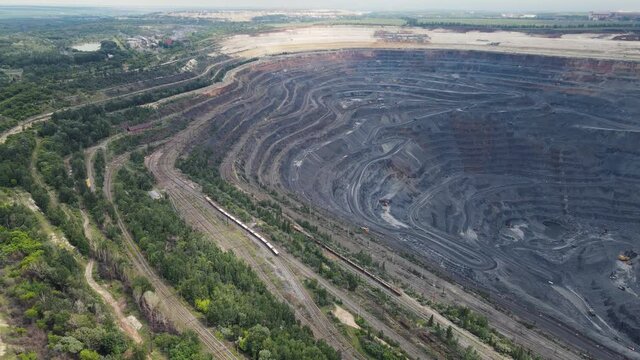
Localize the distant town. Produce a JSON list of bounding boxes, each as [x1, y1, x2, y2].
[[589, 11, 640, 21]]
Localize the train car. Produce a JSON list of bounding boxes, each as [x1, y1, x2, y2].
[[204, 195, 280, 256], [300, 224, 403, 296]]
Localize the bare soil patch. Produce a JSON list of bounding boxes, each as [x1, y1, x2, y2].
[[221, 25, 640, 61], [332, 305, 360, 329]]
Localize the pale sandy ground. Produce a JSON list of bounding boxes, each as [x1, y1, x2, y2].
[[331, 305, 395, 350], [220, 25, 640, 61], [168, 10, 365, 22], [332, 305, 360, 329], [0, 316, 6, 357]]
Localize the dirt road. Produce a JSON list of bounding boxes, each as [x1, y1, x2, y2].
[[84, 135, 121, 193], [84, 260, 143, 344], [81, 210, 143, 344], [0, 112, 52, 144]]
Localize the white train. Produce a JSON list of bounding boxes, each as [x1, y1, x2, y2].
[[204, 196, 279, 256]]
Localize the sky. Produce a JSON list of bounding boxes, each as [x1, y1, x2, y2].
[[4, 0, 640, 12]]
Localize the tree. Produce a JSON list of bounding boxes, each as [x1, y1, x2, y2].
[[258, 349, 273, 360], [427, 314, 434, 327], [17, 352, 38, 360], [346, 272, 359, 291], [79, 349, 100, 360], [24, 307, 39, 321], [463, 346, 480, 360], [239, 324, 270, 357], [53, 336, 84, 354], [195, 298, 211, 313], [132, 345, 147, 360]]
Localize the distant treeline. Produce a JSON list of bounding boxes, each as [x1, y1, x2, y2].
[[404, 17, 640, 30]]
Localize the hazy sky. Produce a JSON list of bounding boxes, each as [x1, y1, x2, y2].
[[6, 0, 640, 12]]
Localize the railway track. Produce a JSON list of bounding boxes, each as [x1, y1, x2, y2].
[[171, 191, 362, 357], [150, 176, 337, 354], [294, 226, 403, 296], [104, 152, 238, 360], [204, 195, 279, 256]]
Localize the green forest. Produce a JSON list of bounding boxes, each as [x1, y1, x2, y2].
[[0, 203, 132, 359]]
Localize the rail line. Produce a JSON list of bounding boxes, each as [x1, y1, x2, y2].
[[293, 225, 403, 296], [105, 153, 238, 360], [147, 147, 367, 359], [204, 196, 279, 256], [204, 192, 403, 295]]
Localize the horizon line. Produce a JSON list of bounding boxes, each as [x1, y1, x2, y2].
[[1, 4, 633, 14]]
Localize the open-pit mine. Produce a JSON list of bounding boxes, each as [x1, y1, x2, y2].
[[9, 7, 640, 360], [186, 49, 640, 356]]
